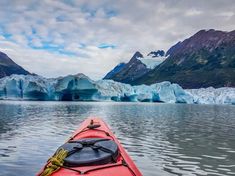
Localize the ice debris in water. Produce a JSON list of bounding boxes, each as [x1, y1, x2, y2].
[[0, 74, 234, 105]]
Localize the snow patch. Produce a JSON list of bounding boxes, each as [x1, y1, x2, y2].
[[137, 55, 167, 69]]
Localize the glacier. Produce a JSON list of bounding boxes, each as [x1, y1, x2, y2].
[[0, 75, 55, 100], [186, 87, 235, 105], [0, 74, 234, 105]]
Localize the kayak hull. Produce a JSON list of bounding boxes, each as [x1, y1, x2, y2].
[[38, 118, 142, 176]]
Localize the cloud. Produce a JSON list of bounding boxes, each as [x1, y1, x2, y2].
[[0, 0, 234, 79], [185, 9, 203, 16]]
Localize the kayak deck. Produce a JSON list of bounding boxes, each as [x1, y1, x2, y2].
[[38, 118, 142, 176]]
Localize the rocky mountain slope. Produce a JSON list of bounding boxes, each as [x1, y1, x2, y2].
[[103, 63, 126, 80], [0, 51, 30, 78], [134, 29, 235, 88], [103, 51, 148, 83]]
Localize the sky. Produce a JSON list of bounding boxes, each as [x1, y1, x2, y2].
[[0, 0, 234, 79]]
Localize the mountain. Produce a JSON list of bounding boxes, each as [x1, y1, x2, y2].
[[0, 51, 30, 78], [104, 62, 126, 79], [148, 50, 165, 57], [134, 29, 235, 88], [103, 51, 149, 83], [103, 50, 166, 83]]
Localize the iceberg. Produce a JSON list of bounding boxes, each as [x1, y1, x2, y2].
[[54, 74, 98, 101], [0, 74, 234, 104]]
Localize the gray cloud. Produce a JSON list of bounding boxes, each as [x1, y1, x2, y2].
[[0, 0, 234, 79]]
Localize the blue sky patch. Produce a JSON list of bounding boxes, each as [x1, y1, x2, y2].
[[2, 33, 12, 39], [29, 42, 76, 56], [98, 43, 116, 49], [105, 9, 118, 18]]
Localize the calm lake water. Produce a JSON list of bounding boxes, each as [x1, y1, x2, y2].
[[0, 101, 235, 176]]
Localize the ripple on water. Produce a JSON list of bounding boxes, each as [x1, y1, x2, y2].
[[0, 102, 235, 176]]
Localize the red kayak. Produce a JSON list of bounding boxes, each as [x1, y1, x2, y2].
[[37, 118, 142, 176]]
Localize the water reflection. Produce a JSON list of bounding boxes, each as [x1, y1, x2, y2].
[[0, 101, 235, 176]]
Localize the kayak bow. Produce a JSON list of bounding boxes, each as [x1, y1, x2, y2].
[[37, 118, 142, 176]]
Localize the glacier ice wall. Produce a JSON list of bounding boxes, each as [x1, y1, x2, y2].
[[0, 74, 234, 104], [186, 87, 235, 105], [53, 74, 98, 101], [0, 75, 54, 100]]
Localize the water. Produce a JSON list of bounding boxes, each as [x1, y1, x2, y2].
[[0, 101, 235, 176]]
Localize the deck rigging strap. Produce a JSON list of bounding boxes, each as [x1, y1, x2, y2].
[[39, 151, 137, 176], [58, 159, 137, 176]]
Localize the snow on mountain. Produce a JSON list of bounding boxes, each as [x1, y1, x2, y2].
[[136, 50, 167, 69], [137, 54, 167, 69]]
